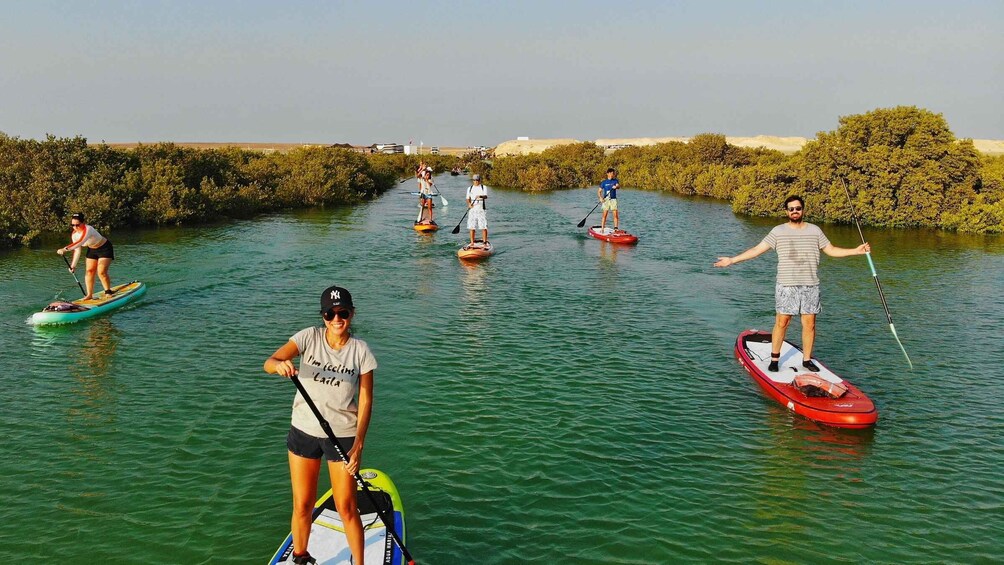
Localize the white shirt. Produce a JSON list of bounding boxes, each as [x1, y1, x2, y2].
[[65, 224, 107, 251], [466, 184, 487, 209]]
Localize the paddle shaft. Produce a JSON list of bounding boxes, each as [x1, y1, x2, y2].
[[839, 179, 913, 368], [431, 183, 448, 206], [577, 201, 600, 228], [61, 254, 86, 297], [451, 208, 471, 234], [289, 375, 415, 565]]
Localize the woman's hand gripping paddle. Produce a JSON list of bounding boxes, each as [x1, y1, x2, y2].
[[61, 254, 86, 297], [839, 178, 913, 369], [289, 375, 416, 565]]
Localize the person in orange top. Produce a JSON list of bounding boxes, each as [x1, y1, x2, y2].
[[56, 213, 115, 300]]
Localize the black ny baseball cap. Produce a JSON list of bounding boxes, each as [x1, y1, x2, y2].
[[320, 286, 353, 314]]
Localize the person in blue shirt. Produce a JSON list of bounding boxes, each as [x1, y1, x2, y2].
[[597, 168, 621, 231]]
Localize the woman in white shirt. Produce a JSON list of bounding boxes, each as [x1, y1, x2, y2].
[[56, 213, 114, 300], [417, 169, 435, 224]]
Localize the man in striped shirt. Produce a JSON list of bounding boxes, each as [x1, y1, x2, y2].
[[714, 195, 870, 372]]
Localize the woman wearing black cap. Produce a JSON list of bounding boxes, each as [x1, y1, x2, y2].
[[56, 212, 114, 300], [264, 286, 376, 565]]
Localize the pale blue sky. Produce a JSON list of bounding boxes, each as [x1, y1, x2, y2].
[[0, 0, 1000, 146]]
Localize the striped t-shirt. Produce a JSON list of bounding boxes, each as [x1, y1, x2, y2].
[[761, 223, 831, 286]]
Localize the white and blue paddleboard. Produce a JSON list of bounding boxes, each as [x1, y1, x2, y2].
[[269, 468, 406, 565], [31, 281, 146, 325]]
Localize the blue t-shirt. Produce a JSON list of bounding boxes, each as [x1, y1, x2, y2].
[[600, 178, 619, 199]]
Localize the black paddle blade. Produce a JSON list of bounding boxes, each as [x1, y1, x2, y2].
[[451, 225, 462, 234], [577, 202, 599, 228]]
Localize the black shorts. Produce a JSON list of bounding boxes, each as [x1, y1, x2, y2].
[[286, 426, 354, 461], [85, 240, 114, 260]]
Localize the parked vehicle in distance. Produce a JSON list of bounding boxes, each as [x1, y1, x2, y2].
[[372, 143, 403, 154]]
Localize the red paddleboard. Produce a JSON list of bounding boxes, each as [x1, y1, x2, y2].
[[588, 226, 638, 245], [734, 329, 878, 429]]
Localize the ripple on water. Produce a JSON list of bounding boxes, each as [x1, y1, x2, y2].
[[1, 182, 1002, 563]]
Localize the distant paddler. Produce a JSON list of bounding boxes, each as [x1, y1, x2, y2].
[[415, 160, 432, 186], [466, 174, 489, 245], [417, 168, 436, 224], [597, 168, 621, 231], [56, 213, 115, 300], [714, 195, 870, 372]]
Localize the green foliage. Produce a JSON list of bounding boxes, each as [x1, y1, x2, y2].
[[609, 136, 787, 202], [1, 107, 1000, 247], [367, 153, 458, 182], [688, 133, 730, 165], [137, 159, 199, 224], [0, 136, 403, 248], [978, 155, 1004, 201], [487, 154, 540, 188], [486, 143, 604, 190], [730, 162, 800, 217], [940, 195, 1004, 234], [274, 147, 375, 207], [794, 107, 983, 228], [466, 159, 491, 180], [518, 163, 561, 191]]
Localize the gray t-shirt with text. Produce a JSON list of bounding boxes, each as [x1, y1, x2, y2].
[[761, 223, 831, 286], [289, 327, 378, 438]]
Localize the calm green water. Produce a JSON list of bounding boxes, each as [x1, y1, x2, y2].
[[1, 175, 1002, 564]]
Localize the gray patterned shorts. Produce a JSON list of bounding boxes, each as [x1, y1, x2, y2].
[[775, 284, 821, 315]]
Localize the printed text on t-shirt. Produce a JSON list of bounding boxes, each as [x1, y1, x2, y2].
[[304, 353, 356, 386]]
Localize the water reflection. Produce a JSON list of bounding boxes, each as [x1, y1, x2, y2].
[[598, 240, 621, 264], [413, 256, 438, 297], [596, 241, 622, 293], [30, 318, 123, 432], [77, 318, 122, 379], [68, 318, 122, 424], [459, 261, 489, 311], [760, 403, 875, 466], [750, 408, 876, 531]]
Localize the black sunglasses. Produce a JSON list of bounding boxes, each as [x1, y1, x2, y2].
[[322, 308, 352, 321], [786, 206, 803, 212], [70, 222, 82, 227]]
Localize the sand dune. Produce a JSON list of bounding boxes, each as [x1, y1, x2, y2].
[[494, 138, 583, 157], [973, 139, 1004, 155]]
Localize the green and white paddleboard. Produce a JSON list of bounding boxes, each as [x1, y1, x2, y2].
[[269, 468, 406, 565], [31, 281, 147, 325]]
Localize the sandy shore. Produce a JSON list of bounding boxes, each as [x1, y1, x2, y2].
[[495, 136, 1004, 156]]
